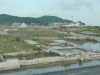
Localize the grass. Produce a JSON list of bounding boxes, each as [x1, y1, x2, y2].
[[0, 27, 70, 54], [0, 58, 3, 62], [22, 44, 41, 51], [66, 38, 97, 42], [74, 26, 100, 36], [32, 38, 54, 46], [3, 51, 60, 60]]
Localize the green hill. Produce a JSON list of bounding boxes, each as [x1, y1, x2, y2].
[[0, 14, 72, 26]]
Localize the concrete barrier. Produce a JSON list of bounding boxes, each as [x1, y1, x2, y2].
[[1, 53, 100, 71], [20, 57, 64, 66], [50, 46, 76, 50], [19, 56, 81, 66], [0, 58, 20, 71]]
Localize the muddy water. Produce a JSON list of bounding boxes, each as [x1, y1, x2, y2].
[[1, 60, 100, 75]]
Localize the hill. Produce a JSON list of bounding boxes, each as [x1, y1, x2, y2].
[[0, 14, 74, 26]]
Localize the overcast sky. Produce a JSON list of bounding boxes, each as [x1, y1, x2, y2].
[[0, 0, 100, 25]]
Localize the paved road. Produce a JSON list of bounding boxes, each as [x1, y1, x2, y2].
[[34, 65, 100, 75]]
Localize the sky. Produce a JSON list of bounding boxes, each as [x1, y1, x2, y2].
[[0, 0, 100, 25]]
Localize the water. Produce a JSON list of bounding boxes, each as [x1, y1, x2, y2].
[[54, 40, 66, 43], [1, 31, 100, 75], [53, 30, 100, 42], [66, 41, 100, 51], [57, 49, 86, 55], [54, 39, 100, 51], [71, 32, 100, 42], [1, 60, 100, 75]]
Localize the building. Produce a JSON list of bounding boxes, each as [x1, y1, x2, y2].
[[20, 23, 27, 28], [12, 22, 21, 27], [69, 22, 85, 27]]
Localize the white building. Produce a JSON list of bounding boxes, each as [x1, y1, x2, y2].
[[20, 23, 27, 28], [69, 22, 85, 27], [0, 29, 9, 35]]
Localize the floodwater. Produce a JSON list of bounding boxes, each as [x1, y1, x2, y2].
[[57, 49, 86, 55], [71, 32, 100, 42], [2, 31, 99, 75], [1, 60, 100, 75], [54, 39, 100, 51], [66, 41, 100, 51]]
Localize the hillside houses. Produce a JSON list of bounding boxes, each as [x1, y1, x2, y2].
[[12, 22, 28, 28], [11, 22, 35, 28], [53, 21, 85, 27], [53, 22, 67, 27], [12, 22, 21, 27]]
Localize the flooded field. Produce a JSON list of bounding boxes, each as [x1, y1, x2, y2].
[[54, 39, 100, 51], [66, 41, 100, 51], [0, 30, 100, 75], [57, 49, 86, 55], [71, 32, 100, 42]]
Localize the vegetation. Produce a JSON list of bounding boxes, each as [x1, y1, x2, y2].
[[74, 26, 100, 36], [0, 27, 69, 54], [0, 58, 3, 62], [66, 38, 97, 42], [0, 14, 72, 26], [32, 38, 54, 46], [3, 51, 60, 60], [0, 35, 41, 53]]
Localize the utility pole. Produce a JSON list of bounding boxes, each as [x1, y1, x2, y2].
[[71, 16, 73, 23]]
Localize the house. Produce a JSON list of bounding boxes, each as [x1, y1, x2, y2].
[[53, 22, 62, 27], [20, 23, 27, 28], [12, 22, 21, 27], [53, 22, 67, 27], [30, 23, 35, 27], [69, 22, 85, 27]]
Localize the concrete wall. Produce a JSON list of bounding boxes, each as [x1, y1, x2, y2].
[[20, 57, 64, 66], [0, 58, 20, 71], [0, 53, 99, 71], [19, 56, 80, 66]]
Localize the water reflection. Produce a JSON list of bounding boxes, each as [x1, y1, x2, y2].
[[1, 60, 100, 75], [66, 41, 100, 51], [71, 32, 100, 42], [57, 49, 86, 55]]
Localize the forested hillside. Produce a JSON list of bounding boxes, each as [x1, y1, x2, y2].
[[0, 14, 72, 26]]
